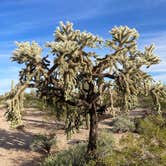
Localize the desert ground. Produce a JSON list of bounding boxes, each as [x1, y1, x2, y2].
[[0, 107, 122, 166]]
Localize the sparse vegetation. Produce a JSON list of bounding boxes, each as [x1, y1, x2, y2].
[[30, 133, 57, 154], [111, 115, 135, 133], [42, 130, 114, 166], [108, 115, 166, 166], [42, 115, 166, 166]]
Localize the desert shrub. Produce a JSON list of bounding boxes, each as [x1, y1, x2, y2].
[[161, 100, 166, 112], [42, 115, 166, 166], [24, 93, 46, 110], [97, 129, 115, 157], [138, 94, 166, 111], [105, 115, 166, 166], [42, 130, 114, 166], [0, 95, 4, 105], [135, 115, 166, 134], [30, 133, 56, 154], [111, 115, 135, 133], [42, 143, 87, 166]]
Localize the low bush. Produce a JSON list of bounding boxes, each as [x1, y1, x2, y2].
[[97, 129, 115, 157], [42, 143, 87, 166], [30, 133, 56, 154], [107, 115, 166, 166], [42, 130, 114, 166], [42, 115, 166, 166], [111, 115, 135, 133]]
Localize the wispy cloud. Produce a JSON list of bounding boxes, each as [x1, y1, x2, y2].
[[0, 21, 46, 36], [139, 30, 166, 59], [138, 30, 166, 83]]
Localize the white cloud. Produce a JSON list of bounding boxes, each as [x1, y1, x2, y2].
[[138, 30, 166, 83], [0, 21, 44, 36], [139, 31, 166, 59]]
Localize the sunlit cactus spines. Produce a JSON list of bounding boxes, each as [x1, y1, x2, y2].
[[5, 81, 25, 127], [150, 82, 166, 113], [5, 21, 166, 153], [12, 41, 42, 63]]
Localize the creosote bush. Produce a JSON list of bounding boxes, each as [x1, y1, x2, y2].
[[24, 93, 45, 109]]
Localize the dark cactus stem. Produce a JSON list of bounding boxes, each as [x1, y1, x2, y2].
[[87, 103, 98, 155]]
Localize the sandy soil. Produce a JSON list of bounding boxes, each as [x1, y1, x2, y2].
[[0, 107, 109, 166], [0, 106, 148, 166]]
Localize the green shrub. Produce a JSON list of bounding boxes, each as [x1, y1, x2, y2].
[[42, 116, 166, 166], [97, 129, 115, 157], [135, 115, 166, 134], [107, 115, 166, 166], [42, 130, 115, 166], [137, 95, 154, 109], [111, 115, 135, 133], [24, 93, 46, 110], [30, 133, 56, 154], [42, 143, 87, 166]]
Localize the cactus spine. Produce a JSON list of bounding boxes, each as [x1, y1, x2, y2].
[[5, 81, 25, 127]]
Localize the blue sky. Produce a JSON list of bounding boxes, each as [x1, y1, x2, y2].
[[0, 0, 166, 94]]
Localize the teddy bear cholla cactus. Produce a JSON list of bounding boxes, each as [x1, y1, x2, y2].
[[5, 80, 25, 127], [5, 21, 165, 154], [5, 42, 48, 127], [150, 82, 166, 113]]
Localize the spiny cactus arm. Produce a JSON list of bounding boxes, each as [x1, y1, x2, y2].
[[149, 82, 166, 113], [93, 27, 138, 79], [93, 26, 161, 113], [5, 82, 28, 127], [5, 59, 43, 128], [11, 39, 78, 108], [39, 82, 89, 108], [54, 21, 102, 48], [45, 21, 102, 100], [105, 26, 160, 73], [11, 41, 49, 85], [12, 41, 42, 63]]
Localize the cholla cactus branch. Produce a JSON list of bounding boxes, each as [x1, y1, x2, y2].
[[5, 22, 165, 154]]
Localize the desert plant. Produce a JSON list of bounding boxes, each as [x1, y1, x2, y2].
[[97, 129, 115, 156], [5, 80, 24, 127], [102, 115, 166, 166], [24, 93, 47, 110], [42, 143, 87, 166], [111, 115, 135, 133], [30, 133, 56, 154], [42, 130, 114, 166], [6, 21, 166, 154]]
